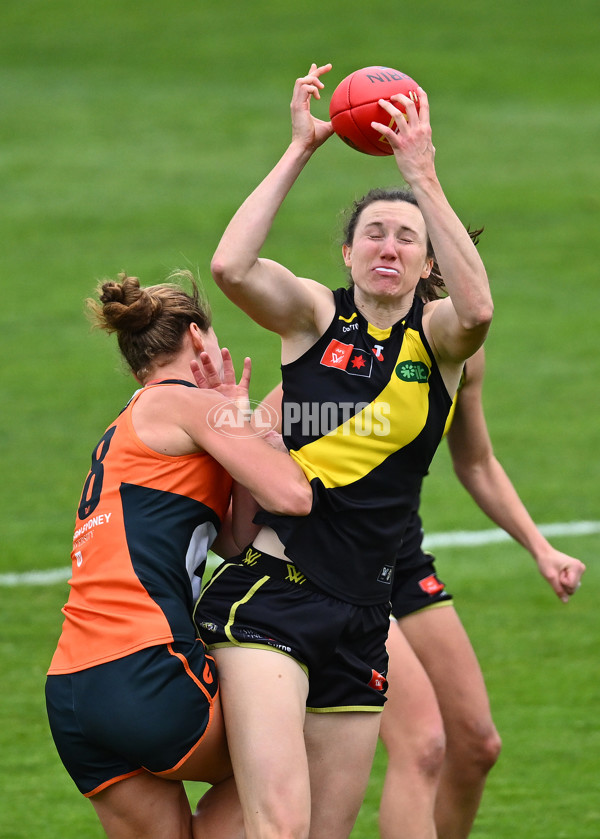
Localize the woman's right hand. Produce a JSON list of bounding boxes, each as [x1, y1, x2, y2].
[[290, 62, 335, 152]]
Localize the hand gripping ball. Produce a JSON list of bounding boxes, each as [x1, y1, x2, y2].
[[329, 66, 420, 156]]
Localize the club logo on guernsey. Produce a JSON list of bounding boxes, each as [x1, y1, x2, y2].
[[321, 339, 373, 377], [242, 547, 261, 566], [241, 547, 308, 587], [395, 360, 430, 382], [285, 564, 307, 585]]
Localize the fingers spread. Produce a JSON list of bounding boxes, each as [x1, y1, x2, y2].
[[190, 359, 208, 389], [195, 352, 222, 388]]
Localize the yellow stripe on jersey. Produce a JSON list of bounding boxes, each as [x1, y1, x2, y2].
[[442, 393, 457, 438], [290, 328, 432, 489], [367, 323, 393, 341]]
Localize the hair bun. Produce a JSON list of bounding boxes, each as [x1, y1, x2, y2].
[[100, 274, 160, 332]]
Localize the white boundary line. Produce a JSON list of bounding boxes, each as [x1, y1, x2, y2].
[[423, 520, 600, 548], [2, 520, 598, 587]]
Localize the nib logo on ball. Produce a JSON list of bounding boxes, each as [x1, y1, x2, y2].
[[329, 66, 420, 156]]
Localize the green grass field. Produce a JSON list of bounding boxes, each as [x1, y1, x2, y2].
[[1, 0, 599, 836]]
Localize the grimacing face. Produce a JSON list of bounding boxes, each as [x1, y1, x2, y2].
[[342, 200, 432, 300]]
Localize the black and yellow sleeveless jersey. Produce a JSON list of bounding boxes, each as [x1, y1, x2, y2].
[[257, 287, 453, 605]]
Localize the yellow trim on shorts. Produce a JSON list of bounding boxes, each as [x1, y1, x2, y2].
[[306, 705, 383, 714], [401, 598, 454, 619], [205, 640, 309, 677], [199, 566, 310, 676], [198, 558, 232, 592], [224, 575, 270, 644]]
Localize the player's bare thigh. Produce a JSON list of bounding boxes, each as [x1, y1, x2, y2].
[[212, 646, 311, 834], [305, 710, 382, 839], [381, 617, 444, 750], [399, 604, 493, 725]]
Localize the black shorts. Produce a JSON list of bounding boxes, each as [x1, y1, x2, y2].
[[390, 554, 453, 620], [45, 640, 219, 797], [195, 547, 390, 712]]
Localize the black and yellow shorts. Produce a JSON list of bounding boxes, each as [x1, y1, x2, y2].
[[45, 640, 219, 797], [196, 546, 390, 712], [390, 553, 453, 620]]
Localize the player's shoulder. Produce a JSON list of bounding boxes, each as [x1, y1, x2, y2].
[[297, 275, 336, 302], [276, 277, 335, 344], [137, 380, 223, 415]]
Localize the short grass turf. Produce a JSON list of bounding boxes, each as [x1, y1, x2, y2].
[[1, 0, 598, 836]]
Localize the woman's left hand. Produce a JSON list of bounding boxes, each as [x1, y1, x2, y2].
[[191, 349, 252, 417]]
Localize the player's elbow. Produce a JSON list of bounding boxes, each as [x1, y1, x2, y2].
[[211, 254, 245, 292], [477, 299, 494, 328], [267, 482, 313, 517], [468, 289, 494, 325], [475, 277, 494, 324], [284, 482, 313, 517], [210, 254, 228, 285], [460, 299, 494, 336]]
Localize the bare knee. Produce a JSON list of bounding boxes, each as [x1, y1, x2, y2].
[[382, 719, 446, 781], [476, 725, 502, 773], [242, 797, 311, 839], [193, 779, 245, 839], [414, 728, 446, 780], [448, 719, 502, 776]]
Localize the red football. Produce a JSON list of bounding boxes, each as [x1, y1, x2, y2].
[[329, 66, 420, 156]]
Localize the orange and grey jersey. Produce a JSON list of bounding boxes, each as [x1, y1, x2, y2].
[[257, 287, 452, 605], [48, 380, 232, 675]]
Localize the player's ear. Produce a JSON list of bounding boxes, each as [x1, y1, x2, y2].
[[342, 243, 352, 267], [189, 322, 205, 352], [421, 257, 433, 278]]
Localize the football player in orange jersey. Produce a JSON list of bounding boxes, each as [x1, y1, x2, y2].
[[46, 271, 312, 839]]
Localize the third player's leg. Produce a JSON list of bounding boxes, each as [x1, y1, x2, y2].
[[400, 605, 502, 839], [378, 617, 445, 839]]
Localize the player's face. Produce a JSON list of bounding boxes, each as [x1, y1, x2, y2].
[[342, 201, 432, 300]]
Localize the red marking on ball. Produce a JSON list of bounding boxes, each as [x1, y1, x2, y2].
[[329, 66, 420, 156]]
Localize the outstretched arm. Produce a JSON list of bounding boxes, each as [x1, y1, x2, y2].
[[210, 63, 335, 350], [374, 90, 493, 367], [446, 348, 586, 602]]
